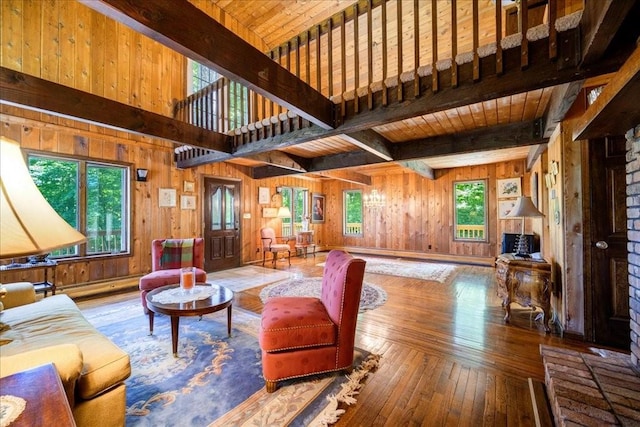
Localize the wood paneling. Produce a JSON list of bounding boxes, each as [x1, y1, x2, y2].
[[323, 160, 531, 260]]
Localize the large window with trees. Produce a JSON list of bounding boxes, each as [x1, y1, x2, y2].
[[453, 180, 487, 241], [280, 187, 309, 236], [28, 154, 130, 258], [343, 190, 363, 236]]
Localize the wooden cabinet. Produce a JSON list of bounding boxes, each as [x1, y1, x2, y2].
[[495, 254, 552, 332], [295, 231, 315, 258]]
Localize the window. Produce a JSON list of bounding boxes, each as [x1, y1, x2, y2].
[[280, 187, 309, 236], [28, 154, 130, 257], [454, 180, 487, 241], [187, 59, 249, 131], [343, 190, 363, 236]]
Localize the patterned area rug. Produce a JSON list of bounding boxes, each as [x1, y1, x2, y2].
[[83, 300, 379, 426], [259, 278, 387, 312], [319, 256, 457, 283]]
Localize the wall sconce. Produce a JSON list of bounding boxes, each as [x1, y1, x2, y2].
[[136, 168, 148, 182]]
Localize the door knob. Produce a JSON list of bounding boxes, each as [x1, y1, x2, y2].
[[595, 241, 608, 249]]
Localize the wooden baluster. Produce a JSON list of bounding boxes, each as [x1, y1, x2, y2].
[[353, 3, 359, 114], [316, 24, 321, 93], [295, 35, 301, 78], [367, 0, 373, 110], [276, 46, 282, 115], [495, 0, 503, 75], [397, 0, 403, 102], [305, 30, 311, 85], [548, 0, 557, 60], [414, 0, 420, 97], [285, 41, 291, 73], [472, 0, 480, 82], [520, 0, 529, 69], [204, 85, 210, 130], [431, 0, 438, 93], [328, 18, 333, 99], [341, 11, 346, 118], [451, 0, 458, 88], [381, 0, 388, 106]]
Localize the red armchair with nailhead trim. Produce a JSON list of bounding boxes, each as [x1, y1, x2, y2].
[[258, 250, 366, 392], [138, 238, 207, 314]]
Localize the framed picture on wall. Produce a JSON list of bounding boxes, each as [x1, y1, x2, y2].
[[498, 199, 518, 219], [159, 188, 176, 207], [497, 178, 522, 199], [258, 187, 270, 204], [181, 195, 196, 210], [311, 193, 325, 223]]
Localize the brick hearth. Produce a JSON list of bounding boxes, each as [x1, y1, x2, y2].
[[540, 345, 640, 426]]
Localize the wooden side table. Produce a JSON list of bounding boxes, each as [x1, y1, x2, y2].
[[295, 230, 316, 259], [495, 254, 552, 332], [0, 363, 76, 426], [0, 260, 57, 296]]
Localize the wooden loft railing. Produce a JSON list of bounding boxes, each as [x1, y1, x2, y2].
[[174, 0, 581, 156]]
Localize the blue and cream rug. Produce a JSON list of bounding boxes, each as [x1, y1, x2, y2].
[[83, 300, 379, 426], [259, 278, 387, 312]]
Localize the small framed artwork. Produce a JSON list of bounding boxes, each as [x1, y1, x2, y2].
[[181, 195, 196, 210], [183, 181, 195, 193], [311, 193, 325, 223], [159, 188, 177, 207], [498, 199, 518, 219], [262, 207, 277, 218], [258, 187, 270, 205], [497, 178, 521, 199]]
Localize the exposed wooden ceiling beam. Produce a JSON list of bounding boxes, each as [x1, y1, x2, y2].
[[0, 67, 231, 153], [543, 81, 584, 138], [580, 0, 636, 66], [318, 170, 372, 186], [245, 152, 309, 173], [573, 45, 640, 140], [341, 130, 393, 161], [253, 120, 546, 178], [397, 160, 435, 180], [80, 0, 335, 130], [526, 144, 548, 171]]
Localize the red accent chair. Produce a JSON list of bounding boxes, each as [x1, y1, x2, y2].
[[259, 250, 366, 392], [139, 238, 207, 316]]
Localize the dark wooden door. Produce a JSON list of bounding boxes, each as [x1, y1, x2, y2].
[[203, 178, 241, 272], [589, 136, 629, 349]]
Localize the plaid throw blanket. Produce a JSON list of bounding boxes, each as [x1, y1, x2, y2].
[[160, 239, 195, 269]]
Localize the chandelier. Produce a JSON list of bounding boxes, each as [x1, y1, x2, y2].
[[363, 189, 386, 209]]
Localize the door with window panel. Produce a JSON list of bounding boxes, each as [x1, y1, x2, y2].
[[204, 178, 241, 271]]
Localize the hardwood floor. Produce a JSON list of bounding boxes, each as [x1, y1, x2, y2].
[[77, 252, 595, 426]]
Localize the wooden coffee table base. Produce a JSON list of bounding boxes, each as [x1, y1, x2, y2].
[[145, 284, 234, 357]]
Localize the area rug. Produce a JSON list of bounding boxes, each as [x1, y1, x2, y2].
[[206, 265, 293, 293], [259, 278, 387, 312], [319, 256, 457, 283], [83, 300, 379, 426]]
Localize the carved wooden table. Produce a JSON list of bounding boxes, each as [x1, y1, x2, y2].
[[295, 230, 316, 259], [495, 254, 552, 332]]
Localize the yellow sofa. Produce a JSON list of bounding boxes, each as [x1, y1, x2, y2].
[[0, 282, 131, 427]]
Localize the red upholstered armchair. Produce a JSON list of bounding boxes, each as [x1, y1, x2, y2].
[[259, 250, 366, 392], [139, 238, 207, 314]]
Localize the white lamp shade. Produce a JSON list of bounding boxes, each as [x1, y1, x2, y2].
[[277, 206, 292, 218], [507, 196, 544, 218], [1, 137, 87, 258]]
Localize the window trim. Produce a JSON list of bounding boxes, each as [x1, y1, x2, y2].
[[27, 150, 132, 260], [453, 179, 488, 242]]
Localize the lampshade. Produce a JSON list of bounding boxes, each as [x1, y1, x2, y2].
[[0, 137, 87, 259], [276, 206, 291, 218], [507, 196, 544, 218]]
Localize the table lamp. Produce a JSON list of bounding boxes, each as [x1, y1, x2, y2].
[[507, 196, 544, 257]]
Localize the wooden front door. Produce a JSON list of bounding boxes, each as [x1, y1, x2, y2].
[[203, 177, 241, 272], [589, 136, 629, 349]]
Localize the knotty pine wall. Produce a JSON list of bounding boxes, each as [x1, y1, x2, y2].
[[322, 159, 534, 264]]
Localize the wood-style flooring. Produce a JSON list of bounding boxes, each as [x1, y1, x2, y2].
[[77, 252, 596, 426]]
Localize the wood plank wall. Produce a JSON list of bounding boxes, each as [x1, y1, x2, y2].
[[323, 160, 532, 262]]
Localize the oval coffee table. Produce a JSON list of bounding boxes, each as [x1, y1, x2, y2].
[[145, 283, 234, 357]]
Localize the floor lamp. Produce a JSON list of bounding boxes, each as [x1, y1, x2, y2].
[[507, 196, 544, 257]]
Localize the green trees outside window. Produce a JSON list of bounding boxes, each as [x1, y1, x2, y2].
[[454, 180, 487, 241], [280, 187, 309, 236], [343, 190, 363, 236], [28, 154, 130, 257]]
